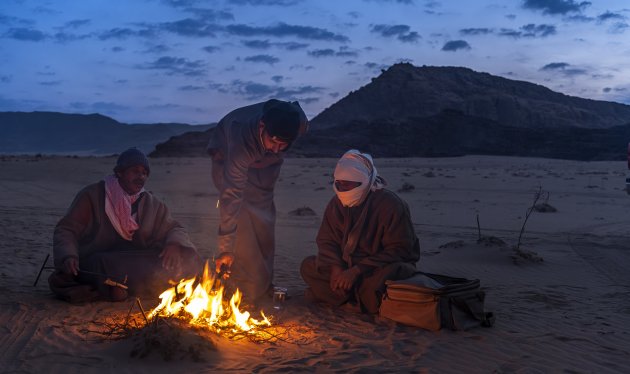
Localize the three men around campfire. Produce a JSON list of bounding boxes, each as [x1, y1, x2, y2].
[[207, 99, 308, 304], [301, 150, 421, 314], [49, 148, 202, 302]]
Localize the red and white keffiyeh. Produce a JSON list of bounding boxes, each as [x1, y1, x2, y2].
[[104, 174, 144, 241]]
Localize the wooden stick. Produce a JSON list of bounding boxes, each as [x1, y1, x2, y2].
[[124, 298, 136, 328], [33, 254, 53, 287], [136, 298, 149, 324], [476, 214, 481, 240], [104, 278, 128, 289]]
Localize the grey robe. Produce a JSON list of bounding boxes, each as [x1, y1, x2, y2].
[[207, 100, 307, 301]]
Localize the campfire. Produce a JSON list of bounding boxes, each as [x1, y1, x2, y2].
[[147, 261, 271, 335], [89, 261, 313, 361]]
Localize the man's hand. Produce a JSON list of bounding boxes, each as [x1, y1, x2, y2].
[[159, 244, 182, 273], [329, 266, 344, 291], [214, 252, 235, 279], [331, 266, 361, 292], [63, 257, 79, 276]]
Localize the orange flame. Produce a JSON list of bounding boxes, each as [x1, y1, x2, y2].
[[147, 261, 271, 333]]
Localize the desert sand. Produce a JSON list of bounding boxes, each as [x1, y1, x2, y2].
[[1, 154, 629, 373]]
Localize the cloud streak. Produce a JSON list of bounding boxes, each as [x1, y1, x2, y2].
[[370, 24, 420, 42], [226, 22, 349, 42], [139, 56, 207, 76], [442, 40, 471, 51], [521, 0, 591, 15]]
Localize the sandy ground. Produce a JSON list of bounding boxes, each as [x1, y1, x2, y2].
[[1, 154, 629, 373]]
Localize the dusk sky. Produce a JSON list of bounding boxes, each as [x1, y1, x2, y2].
[[1, 0, 629, 124]]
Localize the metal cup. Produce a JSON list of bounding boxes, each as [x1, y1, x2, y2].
[[273, 287, 287, 309]]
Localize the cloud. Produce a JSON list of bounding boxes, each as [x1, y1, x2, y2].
[[597, 11, 626, 22], [179, 85, 206, 91], [227, 79, 324, 101], [565, 14, 594, 22], [541, 62, 570, 70], [337, 46, 359, 57], [62, 19, 91, 29], [441, 40, 471, 51], [161, 0, 202, 8], [160, 18, 218, 37], [308, 47, 358, 58], [140, 56, 207, 76], [98, 27, 139, 40], [4, 27, 46, 41], [607, 22, 629, 34], [602, 86, 630, 104], [53, 31, 92, 43], [228, 0, 304, 5], [145, 44, 170, 54], [276, 41, 309, 50], [242, 39, 271, 49], [521, 23, 556, 37], [243, 54, 280, 64], [38, 80, 61, 86], [370, 24, 421, 42], [182, 8, 234, 22], [202, 45, 220, 53], [522, 0, 591, 15], [540, 62, 588, 76], [308, 48, 335, 57], [592, 11, 629, 33], [241, 39, 309, 50], [271, 75, 283, 83], [363, 0, 414, 4], [0, 75, 11, 83], [226, 22, 349, 42], [498, 23, 556, 38], [460, 28, 493, 36]]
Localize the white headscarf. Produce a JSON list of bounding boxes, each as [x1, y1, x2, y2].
[[333, 149, 386, 207]]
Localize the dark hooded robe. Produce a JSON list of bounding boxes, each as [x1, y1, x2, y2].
[[301, 188, 420, 314]]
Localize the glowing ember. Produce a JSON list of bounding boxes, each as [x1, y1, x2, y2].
[[147, 261, 271, 334]]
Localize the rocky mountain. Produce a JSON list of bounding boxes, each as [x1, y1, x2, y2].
[[310, 63, 630, 130], [0, 111, 213, 155], [150, 63, 630, 160], [151, 127, 215, 157], [292, 109, 630, 160]]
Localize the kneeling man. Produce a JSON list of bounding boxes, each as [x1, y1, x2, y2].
[[301, 149, 420, 314]]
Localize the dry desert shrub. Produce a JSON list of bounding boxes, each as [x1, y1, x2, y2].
[[398, 182, 415, 193], [288, 206, 317, 216], [533, 202, 557, 213]]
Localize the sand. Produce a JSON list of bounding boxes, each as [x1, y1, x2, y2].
[[1, 154, 629, 373]]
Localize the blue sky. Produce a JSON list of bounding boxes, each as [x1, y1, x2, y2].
[[1, 0, 629, 124]]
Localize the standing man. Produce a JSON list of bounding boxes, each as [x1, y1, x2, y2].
[[207, 99, 308, 303], [301, 149, 420, 314]]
